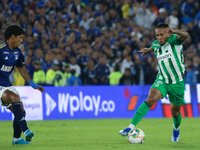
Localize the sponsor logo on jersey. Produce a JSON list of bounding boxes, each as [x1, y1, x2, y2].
[[3, 52, 9, 54], [157, 54, 172, 61], [14, 52, 18, 54], [1, 65, 13, 72], [153, 44, 160, 46]]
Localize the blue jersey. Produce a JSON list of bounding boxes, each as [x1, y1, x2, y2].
[[0, 41, 25, 87]]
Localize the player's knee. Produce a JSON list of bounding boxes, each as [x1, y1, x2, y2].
[[171, 111, 180, 118], [146, 97, 156, 106], [9, 94, 21, 103]]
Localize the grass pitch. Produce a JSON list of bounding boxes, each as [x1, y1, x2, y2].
[[0, 118, 199, 150]]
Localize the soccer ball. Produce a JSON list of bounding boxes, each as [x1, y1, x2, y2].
[[127, 128, 145, 144]]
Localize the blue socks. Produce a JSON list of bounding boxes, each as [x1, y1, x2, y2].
[[13, 117, 22, 138], [13, 111, 26, 138], [12, 102, 28, 133]]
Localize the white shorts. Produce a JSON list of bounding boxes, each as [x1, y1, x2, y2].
[[0, 86, 21, 109]]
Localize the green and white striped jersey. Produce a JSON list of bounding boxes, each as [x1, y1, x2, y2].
[[152, 34, 185, 84]]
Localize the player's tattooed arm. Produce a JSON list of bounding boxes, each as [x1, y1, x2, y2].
[[17, 66, 32, 83]]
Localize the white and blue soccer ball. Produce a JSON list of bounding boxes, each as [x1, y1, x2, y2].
[[127, 128, 145, 144]]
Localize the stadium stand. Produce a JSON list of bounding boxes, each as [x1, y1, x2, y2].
[[0, 0, 200, 86]]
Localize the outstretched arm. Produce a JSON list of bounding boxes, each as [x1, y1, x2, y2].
[[138, 46, 154, 57], [17, 66, 45, 93]]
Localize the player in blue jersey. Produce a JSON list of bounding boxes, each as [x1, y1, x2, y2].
[[0, 25, 45, 145]]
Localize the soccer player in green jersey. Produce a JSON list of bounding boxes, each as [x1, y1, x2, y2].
[[119, 23, 189, 142]]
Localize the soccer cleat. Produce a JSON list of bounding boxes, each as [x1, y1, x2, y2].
[[119, 127, 131, 136], [12, 138, 30, 145], [25, 129, 34, 142], [171, 124, 180, 142]]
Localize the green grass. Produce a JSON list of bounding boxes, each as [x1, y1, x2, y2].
[[0, 118, 200, 150]]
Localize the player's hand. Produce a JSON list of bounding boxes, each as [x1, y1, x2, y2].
[[29, 80, 45, 93], [138, 48, 149, 57], [35, 86, 45, 93], [165, 27, 174, 35]]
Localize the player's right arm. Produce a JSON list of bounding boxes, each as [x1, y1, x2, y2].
[[138, 47, 154, 57], [17, 66, 31, 83], [165, 27, 189, 43], [17, 66, 45, 93]]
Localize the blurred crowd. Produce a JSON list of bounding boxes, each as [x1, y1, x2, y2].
[[1, 0, 200, 86]]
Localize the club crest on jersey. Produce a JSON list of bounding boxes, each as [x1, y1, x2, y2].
[[15, 55, 18, 60], [1, 65, 13, 72]]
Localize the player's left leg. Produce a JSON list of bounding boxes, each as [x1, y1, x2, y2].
[[168, 81, 185, 142], [170, 103, 182, 142], [9, 105, 30, 144]]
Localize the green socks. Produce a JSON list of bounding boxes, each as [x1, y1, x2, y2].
[[131, 101, 151, 126], [130, 101, 182, 129], [173, 112, 182, 129]]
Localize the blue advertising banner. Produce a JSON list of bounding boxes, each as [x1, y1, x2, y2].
[[42, 86, 163, 120], [0, 106, 12, 120], [0, 85, 199, 121]]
